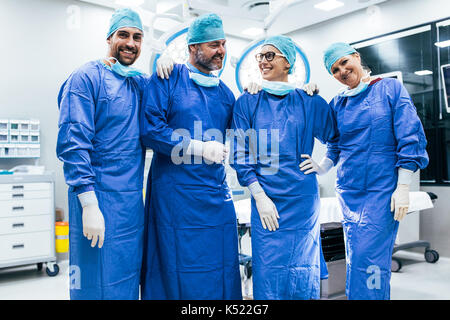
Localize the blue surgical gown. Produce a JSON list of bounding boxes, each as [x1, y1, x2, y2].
[[231, 89, 337, 299], [56, 60, 145, 300], [326, 78, 429, 300], [139, 64, 242, 300]]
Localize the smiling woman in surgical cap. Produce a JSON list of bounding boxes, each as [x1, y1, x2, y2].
[[231, 35, 338, 300], [302, 42, 429, 300], [262, 35, 297, 74]]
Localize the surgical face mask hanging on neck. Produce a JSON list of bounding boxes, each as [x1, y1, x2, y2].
[[340, 72, 371, 97], [261, 79, 296, 96], [186, 64, 220, 87], [103, 57, 143, 77], [189, 72, 220, 87]]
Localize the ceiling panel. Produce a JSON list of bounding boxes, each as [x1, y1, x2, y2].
[[77, 0, 389, 39]]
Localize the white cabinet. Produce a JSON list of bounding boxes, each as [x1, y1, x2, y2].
[[0, 231, 52, 262], [0, 174, 57, 274]]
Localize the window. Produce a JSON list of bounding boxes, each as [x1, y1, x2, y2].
[[352, 18, 450, 185]]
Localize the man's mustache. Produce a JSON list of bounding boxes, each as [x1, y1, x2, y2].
[[211, 54, 224, 60]]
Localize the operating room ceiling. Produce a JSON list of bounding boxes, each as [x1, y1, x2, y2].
[[77, 0, 389, 39]]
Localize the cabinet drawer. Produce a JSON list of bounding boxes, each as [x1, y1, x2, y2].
[[0, 232, 52, 262], [0, 190, 52, 200], [0, 215, 52, 235], [0, 199, 53, 218], [0, 183, 51, 192]]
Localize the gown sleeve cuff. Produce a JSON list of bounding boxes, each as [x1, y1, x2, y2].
[[77, 190, 98, 208], [319, 157, 334, 173], [325, 151, 339, 166], [186, 139, 203, 157], [248, 181, 264, 196], [73, 184, 95, 195], [398, 167, 414, 185]]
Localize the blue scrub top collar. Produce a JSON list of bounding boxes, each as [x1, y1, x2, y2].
[[99, 59, 112, 71]]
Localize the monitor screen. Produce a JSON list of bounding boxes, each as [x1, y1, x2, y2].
[[441, 64, 450, 113]]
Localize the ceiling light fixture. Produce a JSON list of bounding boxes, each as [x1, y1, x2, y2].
[[414, 70, 433, 76], [314, 0, 344, 11], [242, 27, 264, 36], [434, 40, 450, 48], [115, 0, 145, 7]]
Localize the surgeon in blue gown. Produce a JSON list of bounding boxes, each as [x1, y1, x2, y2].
[[304, 42, 429, 299], [139, 13, 242, 300], [56, 8, 172, 300], [231, 35, 337, 300]]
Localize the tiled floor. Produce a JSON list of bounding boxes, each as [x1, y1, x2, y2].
[[0, 251, 449, 300], [0, 259, 70, 300], [390, 251, 450, 300]]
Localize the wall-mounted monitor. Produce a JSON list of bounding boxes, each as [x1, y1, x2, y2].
[[440, 64, 450, 113]]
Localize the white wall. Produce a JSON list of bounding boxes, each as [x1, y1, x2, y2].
[[0, 0, 112, 217]]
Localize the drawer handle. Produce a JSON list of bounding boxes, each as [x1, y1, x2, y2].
[[12, 223, 25, 228], [12, 244, 25, 249], [12, 194, 24, 198], [12, 206, 24, 211], [12, 185, 24, 190]]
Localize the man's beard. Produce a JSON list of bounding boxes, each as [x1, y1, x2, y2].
[[193, 47, 223, 72], [113, 47, 138, 66]]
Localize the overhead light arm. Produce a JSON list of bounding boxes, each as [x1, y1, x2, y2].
[[264, 0, 307, 31], [188, 0, 264, 22], [147, 12, 187, 53]]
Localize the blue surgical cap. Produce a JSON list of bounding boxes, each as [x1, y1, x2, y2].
[[323, 42, 357, 74], [107, 8, 143, 39], [262, 35, 297, 74], [186, 13, 225, 45]]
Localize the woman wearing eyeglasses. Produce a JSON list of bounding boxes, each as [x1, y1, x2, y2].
[[230, 35, 338, 300]]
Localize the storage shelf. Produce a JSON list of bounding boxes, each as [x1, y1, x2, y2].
[[0, 143, 40, 158]]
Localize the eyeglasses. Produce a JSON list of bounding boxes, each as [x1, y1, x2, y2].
[[255, 51, 286, 62]]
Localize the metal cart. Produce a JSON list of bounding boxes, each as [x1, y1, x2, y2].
[[391, 192, 439, 272], [0, 173, 59, 277]]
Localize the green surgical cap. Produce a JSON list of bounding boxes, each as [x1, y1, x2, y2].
[[323, 42, 357, 74], [186, 13, 225, 45], [263, 35, 297, 74], [107, 8, 143, 39]]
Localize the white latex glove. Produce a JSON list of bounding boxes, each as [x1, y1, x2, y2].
[[302, 82, 319, 96], [203, 141, 229, 164], [248, 181, 279, 231], [391, 184, 410, 221], [299, 155, 333, 175], [253, 191, 280, 231], [156, 53, 174, 80], [244, 82, 262, 95], [187, 139, 229, 164], [390, 168, 413, 221], [78, 191, 105, 248]]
